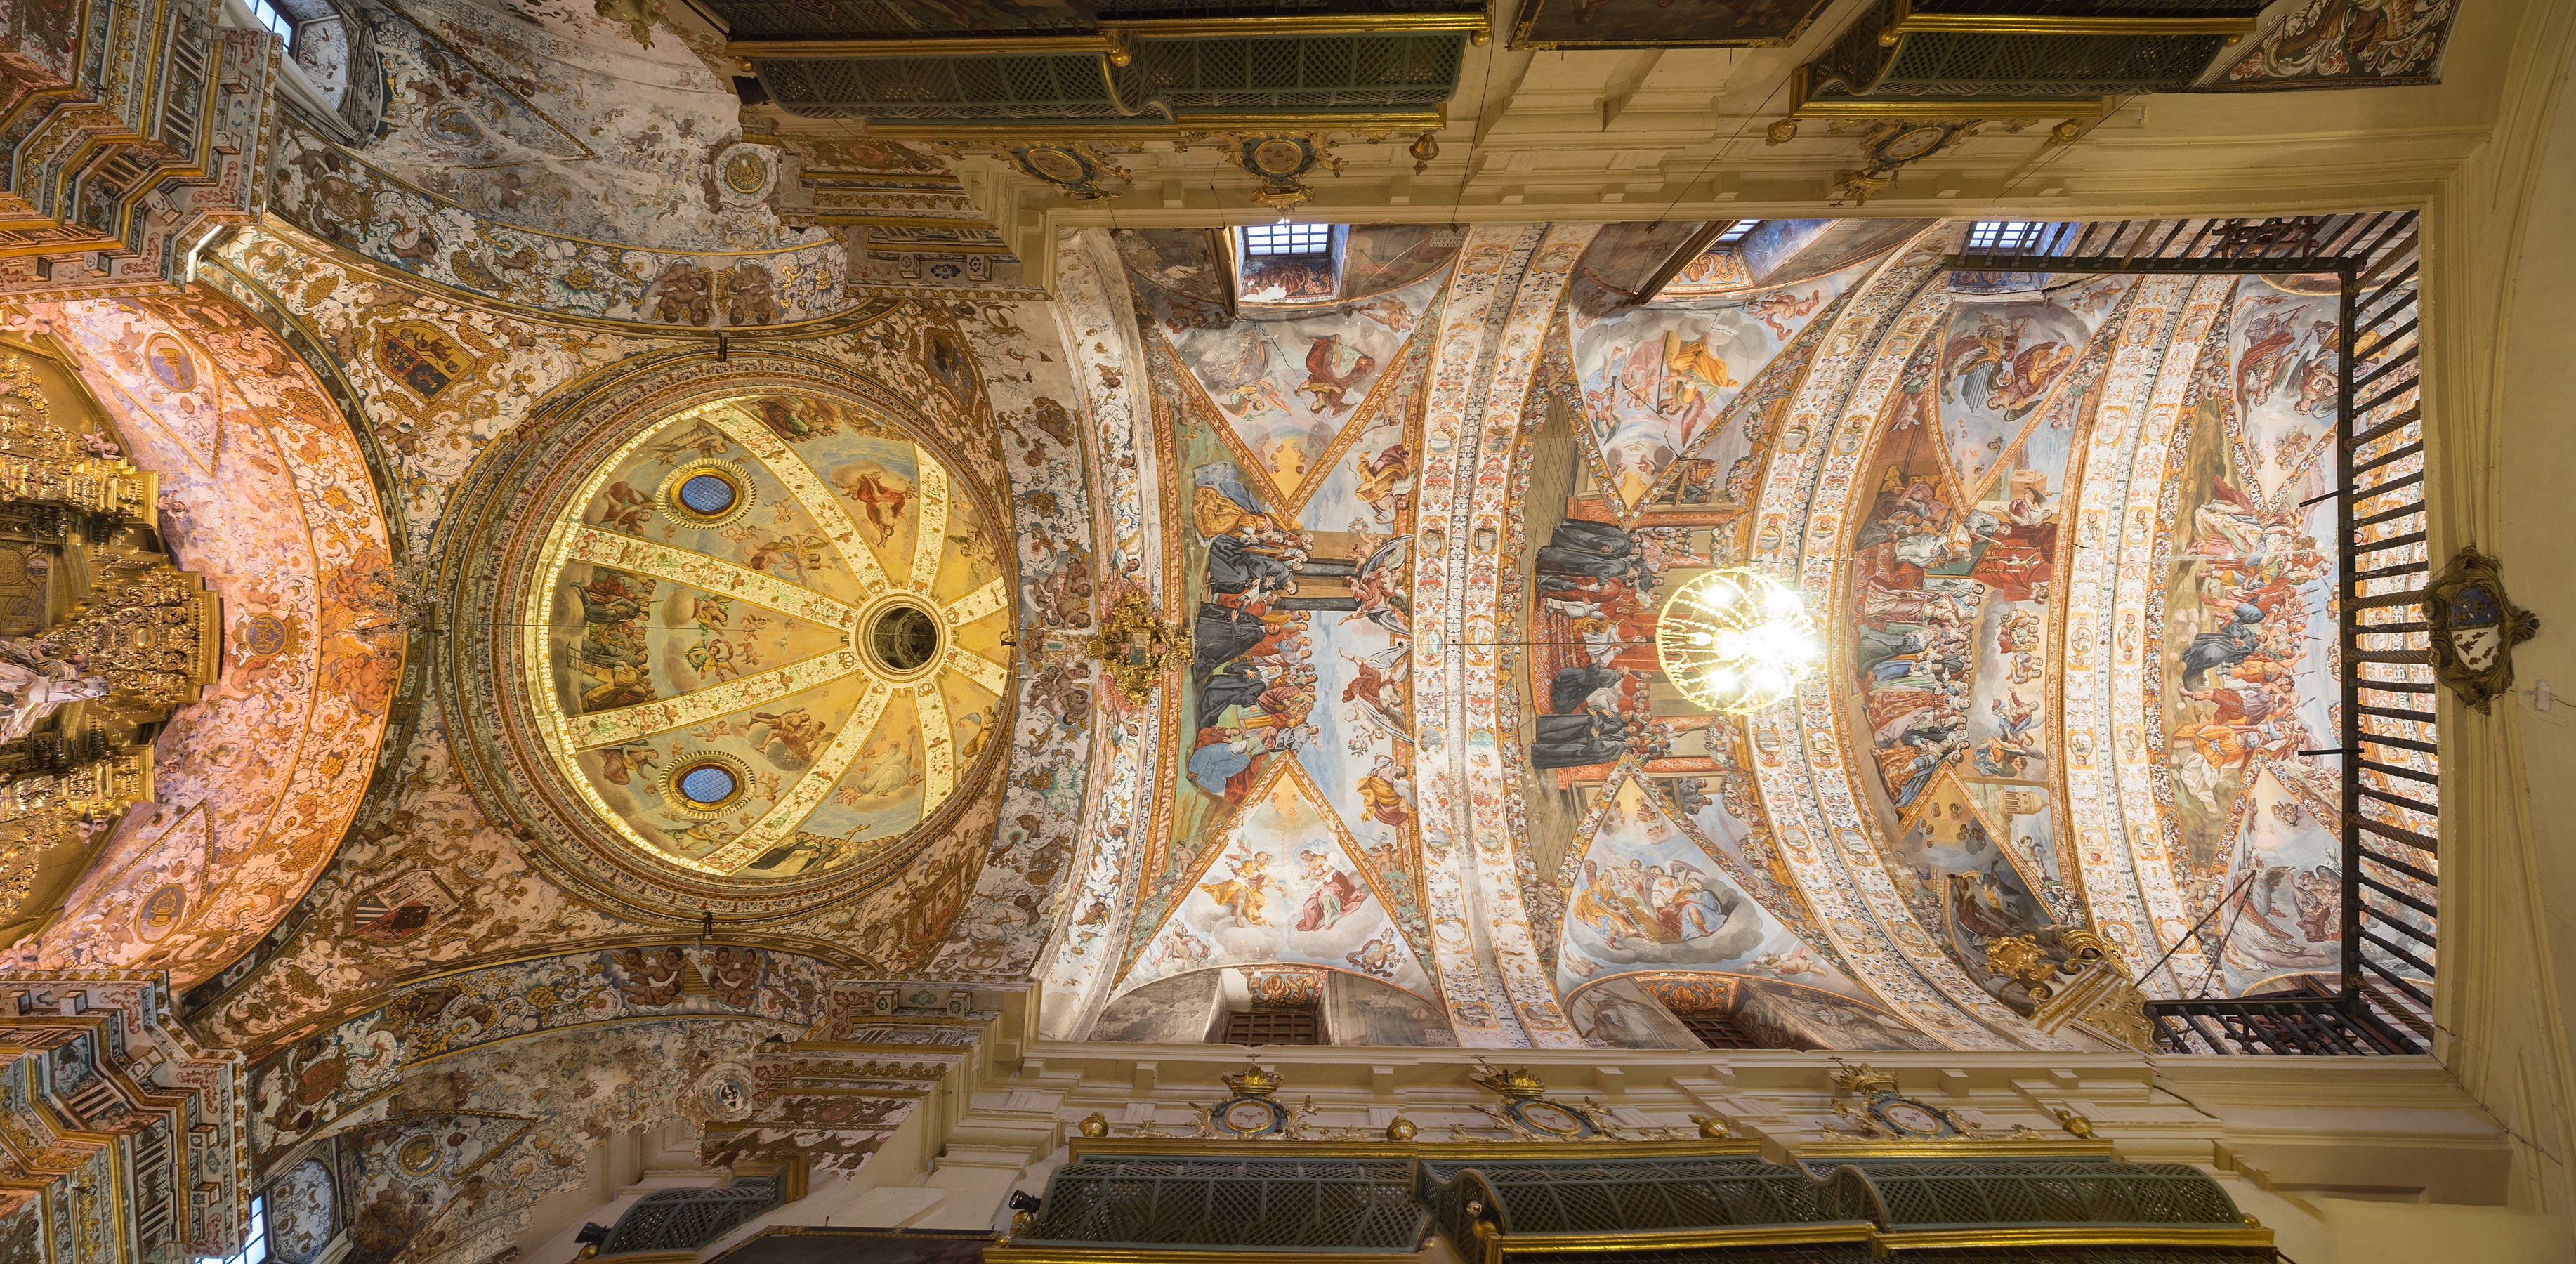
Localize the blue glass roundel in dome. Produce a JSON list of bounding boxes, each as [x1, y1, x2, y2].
[[678, 472, 738, 516], [678, 764, 738, 805]]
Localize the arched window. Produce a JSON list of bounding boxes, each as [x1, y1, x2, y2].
[[226, 0, 381, 143]]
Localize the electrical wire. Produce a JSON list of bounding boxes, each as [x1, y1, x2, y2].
[[1647, 60, 1792, 232], [1444, 29, 1501, 231]]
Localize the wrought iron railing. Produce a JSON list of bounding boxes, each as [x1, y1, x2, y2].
[[987, 1153, 2276, 1263], [1018, 1155, 1429, 1251], [1949, 214, 2436, 1055], [598, 1176, 782, 1257]]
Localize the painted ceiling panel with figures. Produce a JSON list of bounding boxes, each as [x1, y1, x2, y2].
[[1053, 218, 2400, 1052], [0, 0, 2504, 1241]]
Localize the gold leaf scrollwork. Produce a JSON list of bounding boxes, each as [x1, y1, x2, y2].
[[1085, 589, 1186, 706]]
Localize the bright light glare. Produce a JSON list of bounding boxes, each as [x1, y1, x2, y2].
[[1654, 567, 1821, 714]]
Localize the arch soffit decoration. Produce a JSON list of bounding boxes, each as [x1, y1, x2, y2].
[[2, 291, 404, 989]]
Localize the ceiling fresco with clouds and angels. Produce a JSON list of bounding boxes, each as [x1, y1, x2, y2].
[[1040, 217, 2412, 1052]]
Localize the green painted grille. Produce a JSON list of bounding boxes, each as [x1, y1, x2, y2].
[[756, 32, 1461, 123], [1012, 1152, 2260, 1259], [1017, 1156, 1428, 1251], [707, 0, 1480, 41], [1813, 1159, 2246, 1230], [1419, 1157, 1827, 1236], [1804, 0, 2263, 103]]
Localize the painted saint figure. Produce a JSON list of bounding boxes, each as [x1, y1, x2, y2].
[[1200, 850, 1279, 927], [1294, 846, 1372, 932]]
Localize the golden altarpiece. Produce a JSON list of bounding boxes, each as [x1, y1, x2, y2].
[[0, 343, 218, 935]]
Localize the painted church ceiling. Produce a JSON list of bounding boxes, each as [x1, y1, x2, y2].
[[524, 393, 1011, 879], [1040, 218, 2414, 1051], [0, 224, 1100, 1064], [0, 202, 2416, 1091], [0, 0, 2484, 1243]]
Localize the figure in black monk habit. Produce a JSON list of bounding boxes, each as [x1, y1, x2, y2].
[[2181, 602, 2266, 687], [1531, 711, 1628, 768], [1535, 518, 1639, 584]]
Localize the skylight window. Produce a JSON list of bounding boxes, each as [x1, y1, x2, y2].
[[244, 0, 295, 39], [1965, 220, 2051, 252], [1714, 219, 1759, 244], [1234, 223, 1346, 303], [1241, 223, 1333, 257], [196, 1197, 267, 1264]]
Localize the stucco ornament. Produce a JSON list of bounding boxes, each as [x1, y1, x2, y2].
[[1085, 589, 1188, 706], [2421, 544, 2539, 714]]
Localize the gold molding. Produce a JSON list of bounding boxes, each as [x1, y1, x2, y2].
[[1871, 1226, 2274, 1252], [990, 1253, 1419, 1264], [1504, 1225, 1877, 1253], [1787, 66, 2112, 120], [1882, 0, 2258, 44], [1066, 1136, 1765, 1161], [730, 12, 1486, 60], [1794, 1138, 2117, 1159], [869, 110, 1445, 142]]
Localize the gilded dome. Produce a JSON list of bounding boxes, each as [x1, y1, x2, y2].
[[440, 354, 1015, 917]]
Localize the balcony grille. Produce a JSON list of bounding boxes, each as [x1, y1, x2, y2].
[[754, 32, 1462, 123], [1221, 1005, 1323, 1045], [598, 1176, 783, 1256], [1673, 1008, 1759, 1049]]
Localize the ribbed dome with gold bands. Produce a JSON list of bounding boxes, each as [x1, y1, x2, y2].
[[527, 392, 1013, 878]]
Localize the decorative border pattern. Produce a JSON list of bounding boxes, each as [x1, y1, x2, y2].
[[2058, 279, 2189, 976], [1412, 224, 1545, 1045], [1457, 224, 1601, 1048], [1034, 232, 1164, 1035], [2105, 276, 2237, 973], [1742, 242, 2023, 1048]]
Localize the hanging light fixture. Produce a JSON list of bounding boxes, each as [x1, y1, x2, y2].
[[1653, 567, 1825, 714]]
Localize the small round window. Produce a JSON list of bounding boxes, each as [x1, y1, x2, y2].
[[664, 756, 749, 815], [659, 459, 754, 527], [678, 763, 738, 805], [677, 472, 737, 516]]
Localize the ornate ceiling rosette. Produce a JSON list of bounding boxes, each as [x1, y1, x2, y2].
[[438, 351, 1016, 921]]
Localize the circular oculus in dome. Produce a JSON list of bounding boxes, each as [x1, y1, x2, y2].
[[678, 763, 739, 805], [678, 473, 737, 515], [658, 459, 755, 527], [861, 595, 946, 682]]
